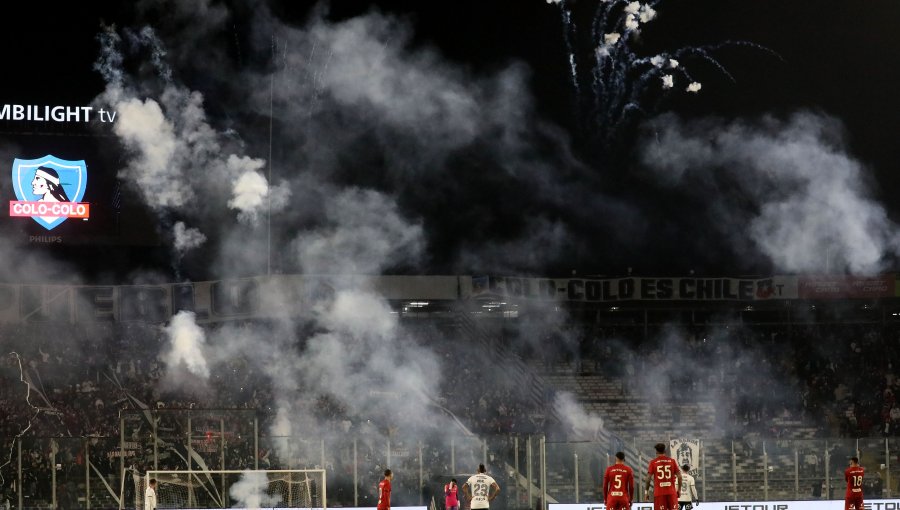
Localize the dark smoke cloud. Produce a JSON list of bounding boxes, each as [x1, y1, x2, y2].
[[90, 2, 476, 470], [93, 24, 290, 270], [291, 188, 425, 275], [641, 112, 900, 275], [106, 0, 641, 276], [95, 3, 896, 460], [7, 2, 894, 493]]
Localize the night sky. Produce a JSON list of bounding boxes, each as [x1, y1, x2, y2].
[[1, 0, 898, 279]]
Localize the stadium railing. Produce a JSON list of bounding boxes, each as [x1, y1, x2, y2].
[[3, 431, 898, 510]]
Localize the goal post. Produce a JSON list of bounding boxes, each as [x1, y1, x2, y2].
[[136, 469, 326, 509]]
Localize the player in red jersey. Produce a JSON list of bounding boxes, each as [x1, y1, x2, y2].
[[603, 451, 635, 510], [845, 457, 864, 510], [378, 469, 393, 510], [645, 443, 682, 510], [445, 478, 459, 510]]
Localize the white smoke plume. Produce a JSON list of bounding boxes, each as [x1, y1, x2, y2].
[[186, 282, 445, 457], [92, 6, 486, 453], [173, 221, 207, 255], [226, 156, 290, 224], [93, 25, 125, 90], [105, 85, 233, 214], [639, 4, 657, 23], [290, 7, 605, 274], [642, 112, 900, 274], [229, 471, 281, 510], [300, 289, 441, 417], [686, 82, 702, 93], [624, 14, 640, 31], [95, 7, 586, 276], [599, 32, 621, 57], [293, 13, 490, 158], [292, 188, 424, 275], [553, 392, 605, 441], [243, 8, 619, 274], [161, 310, 210, 379], [93, 26, 288, 260], [228, 170, 269, 222], [93, 1, 612, 464], [581, 322, 801, 441], [112, 97, 184, 209], [129, 26, 174, 82], [661, 75, 674, 89]]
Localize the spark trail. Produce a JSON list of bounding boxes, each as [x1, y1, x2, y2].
[[0, 352, 65, 486], [549, 0, 776, 149]]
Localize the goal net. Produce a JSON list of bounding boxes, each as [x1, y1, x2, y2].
[[136, 470, 326, 509]]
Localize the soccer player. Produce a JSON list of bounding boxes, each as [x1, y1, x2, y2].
[[464, 464, 500, 510], [445, 478, 460, 510], [603, 451, 634, 510], [845, 457, 864, 510], [645, 443, 682, 510], [677, 464, 699, 510], [378, 469, 393, 510], [144, 478, 157, 510]]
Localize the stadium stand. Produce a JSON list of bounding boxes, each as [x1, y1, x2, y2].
[[4, 294, 900, 507]]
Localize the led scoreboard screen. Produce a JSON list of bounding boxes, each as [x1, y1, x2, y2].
[[1, 117, 159, 247]]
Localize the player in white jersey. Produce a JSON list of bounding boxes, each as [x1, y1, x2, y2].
[[463, 464, 500, 509], [145, 478, 157, 510], [677, 464, 699, 510]]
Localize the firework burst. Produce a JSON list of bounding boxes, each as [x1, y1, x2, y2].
[[550, 0, 776, 151]]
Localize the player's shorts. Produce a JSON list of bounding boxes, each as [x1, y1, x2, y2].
[[653, 494, 679, 510], [679, 502, 694, 510], [845, 495, 864, 510], [605, 497, 630, 510], [447, 506, 459, 510]]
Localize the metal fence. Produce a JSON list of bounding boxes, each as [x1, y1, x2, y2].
[[2, 426, 898, 510], [548, 437, 898, 504]]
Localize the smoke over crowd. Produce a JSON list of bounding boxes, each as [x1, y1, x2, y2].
[[642, 112, 900, 275], [1, 0, 899, 506]]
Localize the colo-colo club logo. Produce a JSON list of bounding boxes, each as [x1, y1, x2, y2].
[[9, 155, 90, 230]]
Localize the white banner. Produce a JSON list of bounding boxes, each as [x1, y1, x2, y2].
[[0, 275, 463, 324], [550, 500, 900, 510], [470, 276, 798, 302], [669, 438, 701, 477]]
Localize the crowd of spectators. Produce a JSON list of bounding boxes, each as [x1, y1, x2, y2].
[[792, 324, 900, 438], [424, 323, 543, 436], [0, 318, 538, 508], [528, 316, 900, 440], [7, 309, 900, 508]]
